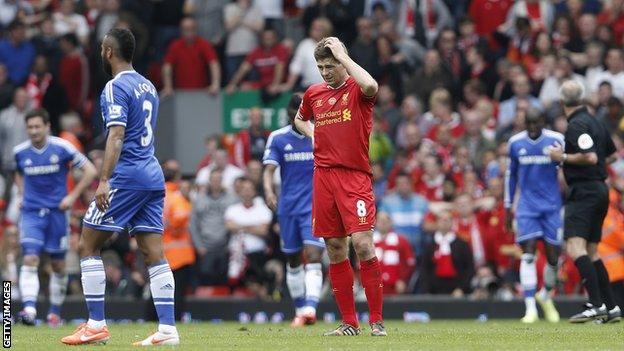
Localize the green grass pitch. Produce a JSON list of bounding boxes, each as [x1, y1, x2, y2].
[[9, 320, 624, 350]]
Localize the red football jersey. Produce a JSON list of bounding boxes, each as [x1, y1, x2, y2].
[[298, 76, 375, 174]]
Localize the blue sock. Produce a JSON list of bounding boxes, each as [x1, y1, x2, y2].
[[49, 304, 61, 316], [80, 256, 106, 322], [149, 260, 175, 327]]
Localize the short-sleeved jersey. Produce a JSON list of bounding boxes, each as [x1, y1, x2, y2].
[[100, 70, 164, 191], [563, 107, 617, 185], [297, 76, 376, 174], [505, 129, 564, 215], [262, 125, 313, 215], [14, 136, 87, 210]]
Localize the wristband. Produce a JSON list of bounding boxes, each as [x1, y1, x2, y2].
[[561, 153, 568, 166]]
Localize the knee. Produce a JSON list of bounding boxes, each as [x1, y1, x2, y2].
[[51, 260, 65, 274], [566, 240, 586, 260], [143, 248, 166, 267], [353, 238, 375, 261], [326, 241, 348, 263], [286, 253, 302, 268], [22, 255, 39, 267], [303, 246, 323, 264], [78, 238, 98, 258]]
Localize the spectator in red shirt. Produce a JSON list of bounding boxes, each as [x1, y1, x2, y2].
[[58, 33, 88, 113], [161, 17, 221, 98], [469, 0, 513, 40], [414, 155, 445, 201], [421, 210, 474, 296], [225, 28, 288, 94], [233, 107, 270, 169], [373, 212, 416, 295]]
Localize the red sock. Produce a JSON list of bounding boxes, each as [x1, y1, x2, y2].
[[329, 259, 358, 327], [360, 257, 383, 324]]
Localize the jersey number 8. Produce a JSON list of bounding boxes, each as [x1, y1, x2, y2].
[[356, 199, 367, 217], [141, 100, 154, 147]]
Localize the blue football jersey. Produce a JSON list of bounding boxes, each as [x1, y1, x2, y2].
[[505, 129, 564, 216], [14, 136, 87, 210], [263, 125, 313, 215], [101, 70, 164, 190]]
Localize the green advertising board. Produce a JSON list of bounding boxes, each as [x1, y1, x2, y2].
[[222, 90, 293, 133]]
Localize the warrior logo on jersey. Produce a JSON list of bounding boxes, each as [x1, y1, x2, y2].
[[341, 92, 349, 105]]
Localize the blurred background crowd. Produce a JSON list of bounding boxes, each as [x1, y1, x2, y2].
[[1, 0, 624, 309]]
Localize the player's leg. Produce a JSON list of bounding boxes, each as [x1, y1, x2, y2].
[[335, 168, 384, 336], [47, 257, 68, 327], [300, 212, 325, 323], [18, 210, 45, 325], [565, 191, 607, 323], [312, 168, 360, 335], [280, 214, 307, 324], [131, 190, 179, 346], [45, 210, 70, 326], [325, 236, 361, 335], [535, 212, 562, 322], [588, 190, 621, 323], [518, 237, 539, 323]]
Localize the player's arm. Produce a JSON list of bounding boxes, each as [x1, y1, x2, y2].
[[14, 172, 23, 198], [263, 164, 278, 212], [549, 124, 598, 165], [294, 117, 314, 140], [95, 125, 125, 211], [60, 157, 97, 210], [324, 37, 378, 97], [504, 148, 518, 233]]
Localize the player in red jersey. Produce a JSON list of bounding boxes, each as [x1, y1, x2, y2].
[[294, 37, 385, 337]]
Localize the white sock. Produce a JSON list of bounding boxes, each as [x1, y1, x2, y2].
[[19, 265, 39, 314], [81, 257, 106, 328], [149, 260, 177, 332], [541, 263, 558, 299], [286, 265, 306, 315], [49, 272, 68, 307], [520, 253, 537, 314], [304, 263, 323, 314]]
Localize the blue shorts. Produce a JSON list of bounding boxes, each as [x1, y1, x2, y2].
[[279, 212, 325, 254], [83, 188, 164, 235], [20, 208, 69, 260], [516, 211, 563, 246]]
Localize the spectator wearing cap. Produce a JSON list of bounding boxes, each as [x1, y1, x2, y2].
[[162, 17, 221, 98], [0, 21, 36, 86]]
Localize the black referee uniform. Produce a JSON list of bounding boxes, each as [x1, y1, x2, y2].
[[563, 106, 620, 322], [563, 106, 615, 242]]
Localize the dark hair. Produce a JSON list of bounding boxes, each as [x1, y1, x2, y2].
[[25, 108, 50, 124], [7, 20, 24, 32], [288, 93, 303, 119], [314, 38, 347, 62], [395, 172, 411, 180], [60, 33, 79, 48], [372, 2, 386, 12], [162, 167, 177, 182], [106, 28, 135, 62]]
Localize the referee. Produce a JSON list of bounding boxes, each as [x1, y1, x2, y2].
[[548, 80, 621, 323]]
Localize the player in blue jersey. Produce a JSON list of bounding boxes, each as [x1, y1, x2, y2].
[[505, 110, 564, 324], [263, 93, 325, 327], [14, 108, 96, 326], [61, 28, 179, 346]]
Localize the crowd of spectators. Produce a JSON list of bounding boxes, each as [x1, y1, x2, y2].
[[2, 0, 624, 307]]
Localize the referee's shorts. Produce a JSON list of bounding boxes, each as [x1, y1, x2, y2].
[[564, 180, 609, 243]]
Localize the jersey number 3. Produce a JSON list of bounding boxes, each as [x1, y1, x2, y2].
[[141, 100, 154, 147]]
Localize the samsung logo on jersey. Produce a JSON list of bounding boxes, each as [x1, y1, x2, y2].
[[518, 155, 552, 165], [134, 83, 157, 99], [284, 152, 314, 162], [23, 164, 60, 175]]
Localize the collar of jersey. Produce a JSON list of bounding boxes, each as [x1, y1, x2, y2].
[[289, 126, 306, 139], [326, 77, 349, 90], [113, 70, 136, 80], [30, 138, 49, 154], [525, 129, 545, 144]]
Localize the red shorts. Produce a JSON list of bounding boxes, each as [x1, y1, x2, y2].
[[312, 167, 376, 238]]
